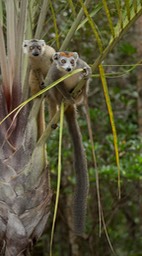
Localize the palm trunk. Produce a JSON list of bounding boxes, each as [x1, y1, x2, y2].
[[0, 93, 52, 255]]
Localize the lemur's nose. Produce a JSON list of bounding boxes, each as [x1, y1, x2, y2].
[[66, 67, 71, 72], [32, 51, 39, 56]]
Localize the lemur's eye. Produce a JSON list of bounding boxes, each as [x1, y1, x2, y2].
[[70, 59, 75, 65], [61, 59, 66, 64], [30, 46, 34, 50], [37, 46, 41, 50]]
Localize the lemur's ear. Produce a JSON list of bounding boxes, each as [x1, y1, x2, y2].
[[38, 40, 46, 46], [73, 52, 79, 59], [52, 52, 60, 61], [22, 40, 30, 54]]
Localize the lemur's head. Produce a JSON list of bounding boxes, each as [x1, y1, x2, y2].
[[52, 51, 79, 72], [22, 39, 46, 57]]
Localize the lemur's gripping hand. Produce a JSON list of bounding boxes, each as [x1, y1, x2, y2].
[[82, 66, 92, 79], [39, 81, 45, 89]]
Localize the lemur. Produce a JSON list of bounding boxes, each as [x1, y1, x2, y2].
[[22, 39, 55, 95], [45, 51, 92, 235], [22, 39, 55, 137]]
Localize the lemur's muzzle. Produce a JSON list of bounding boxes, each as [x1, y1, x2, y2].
[[32, 52, 39, 56], [66, 67, 71, 72]]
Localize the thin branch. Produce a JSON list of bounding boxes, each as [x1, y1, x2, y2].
[[79, 0, 103, 53]]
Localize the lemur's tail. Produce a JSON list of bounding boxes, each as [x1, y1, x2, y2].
[[65, 105, 89, 236]]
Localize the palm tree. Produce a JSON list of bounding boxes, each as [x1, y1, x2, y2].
[[0, 0, 142, 255], [0, 1, 51, 255]]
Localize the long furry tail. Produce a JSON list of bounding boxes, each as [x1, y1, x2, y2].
[[65, 105, 89, 235]]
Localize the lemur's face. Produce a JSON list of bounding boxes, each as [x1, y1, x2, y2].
[[23, 39, 45, 57], [53, 52, 79, 72]]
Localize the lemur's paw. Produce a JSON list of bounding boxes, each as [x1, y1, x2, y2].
[[39, 81, 45, 89], [82, 66, 91, 77]]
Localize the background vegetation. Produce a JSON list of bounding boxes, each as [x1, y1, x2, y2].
[[1, 1, 142, 256]]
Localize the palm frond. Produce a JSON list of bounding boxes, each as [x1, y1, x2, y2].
[[99, 64, 121, 198], [115, 0, 123, 29], [79, 0, 103, 52], [6, 0, 15, 96], [68, 0, 76, 17], [0, 0, 3, 25], [125, 0, 131, 20], [49, 0, 60, 49], [92, 2, 142, 70], [12, 0, 28, 107], [102, 0, 115, 37], [76, 4, 102, 31]]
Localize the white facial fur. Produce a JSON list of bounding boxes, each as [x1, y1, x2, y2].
[[22, 39, 46, 55], [53, 52, 79, 72]]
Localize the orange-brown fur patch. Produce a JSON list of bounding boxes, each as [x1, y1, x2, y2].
[[60, 52, 74, 57]]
